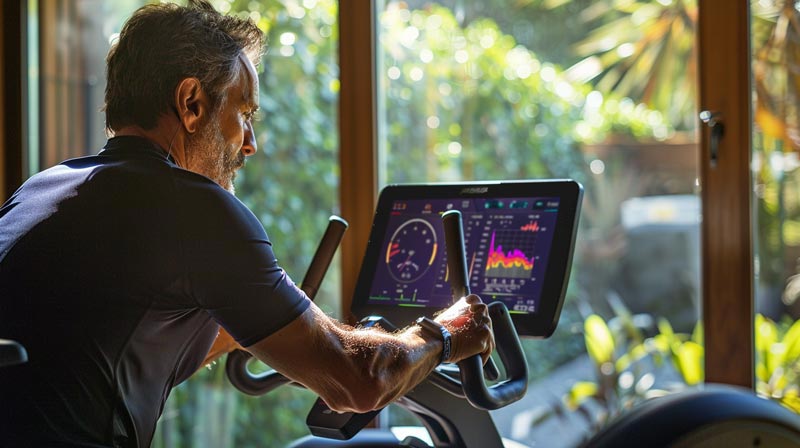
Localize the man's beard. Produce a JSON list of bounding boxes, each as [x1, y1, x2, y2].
[[185, 119, 245, 194]]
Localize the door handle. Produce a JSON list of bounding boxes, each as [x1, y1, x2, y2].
[[700, 110, 725, 167]]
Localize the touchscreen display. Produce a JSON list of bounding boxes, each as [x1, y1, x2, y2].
[[367, 196, 561, 315], [352, 180, 582, 338]]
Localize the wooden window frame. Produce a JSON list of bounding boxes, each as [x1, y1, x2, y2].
[[338, 1, 377, 320], [698, 0, 753, 387], [1, 1, 25, 199]]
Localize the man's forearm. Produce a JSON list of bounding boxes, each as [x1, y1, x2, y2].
[[245, 305, 445, 413], [342, 324, 443, 410], [240, 297, 491, 413]]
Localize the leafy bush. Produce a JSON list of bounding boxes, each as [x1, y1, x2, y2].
[[558, 310, 800, 441]]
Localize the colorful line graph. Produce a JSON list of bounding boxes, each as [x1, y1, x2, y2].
[[520, 220, 540, 232], [485, 231, 535, 279]]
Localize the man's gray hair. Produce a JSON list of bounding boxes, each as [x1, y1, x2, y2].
[[103, 0, 265, 132]]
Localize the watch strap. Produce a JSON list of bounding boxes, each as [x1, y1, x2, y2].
[[416, 316, 452, 364]]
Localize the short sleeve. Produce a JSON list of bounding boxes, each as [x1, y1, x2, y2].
[[177, 180, 311, 347]]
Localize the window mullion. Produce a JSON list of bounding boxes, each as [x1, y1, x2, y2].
[[698, 0, 754, 388]]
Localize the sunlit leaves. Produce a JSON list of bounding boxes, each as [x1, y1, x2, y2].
[[673, 341, 703, 385], [585, 314, 616, 365], [753, 0, 800, 151], [379, 3, 671, 184], [565, 381, 599, 410], [564, 0, 697, 130]]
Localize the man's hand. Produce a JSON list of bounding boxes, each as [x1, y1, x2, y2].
[[434, 294, 494, 365]]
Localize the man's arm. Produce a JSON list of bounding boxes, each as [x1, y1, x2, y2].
[[245, 294, 493, 413]]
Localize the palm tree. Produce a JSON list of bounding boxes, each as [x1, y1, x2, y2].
[[752, 0, 800, 151], [562, 0, 698, 131]]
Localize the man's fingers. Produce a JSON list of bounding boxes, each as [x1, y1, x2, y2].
[[480, 328, 495, 365], [470, 308, 491, 328], [437, 294, 497, 364], [464, 293, 480, 302]]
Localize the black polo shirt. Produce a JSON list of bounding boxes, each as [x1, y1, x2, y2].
[[0, 136, 310, 447]]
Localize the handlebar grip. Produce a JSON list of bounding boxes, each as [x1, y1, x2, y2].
[[300, 216, 349, 299], [440, 210, 527, 410], [442, 210, 470, 299], [457, 302, 528, 410], [441, 210, 500, 381], [225, 349, 292, 396], [225, 216, 348, 396]]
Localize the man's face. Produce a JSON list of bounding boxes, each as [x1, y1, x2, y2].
[[186, 116, 245, 193], [185, 55, 259, 193]]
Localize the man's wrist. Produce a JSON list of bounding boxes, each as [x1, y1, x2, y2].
[[415, 316, 452, 364]]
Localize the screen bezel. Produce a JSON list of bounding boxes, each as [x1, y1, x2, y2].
[[350, 180, 583, 338]]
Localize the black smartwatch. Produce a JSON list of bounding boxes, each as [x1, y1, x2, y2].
[[415, 316, 452, 364]]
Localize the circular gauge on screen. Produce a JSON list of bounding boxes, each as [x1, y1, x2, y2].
[[385, 218, 438, 283]]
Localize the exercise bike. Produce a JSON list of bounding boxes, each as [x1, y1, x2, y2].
[[227, 181, 582, 447], [226, 181, 800, 447], [227, 211, 528, 447]]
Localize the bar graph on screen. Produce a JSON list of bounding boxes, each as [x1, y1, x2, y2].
[[485, 230, 536, 279]]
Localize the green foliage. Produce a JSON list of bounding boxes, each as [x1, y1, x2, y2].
[[234, 0, 341, 294], [565, 381, 599, 411], [753, 315, 800, 413], [741, 2, 800, 297], [379, 4, 672, 185], [561, 308, 677, 430], [521, 303, 587, 381], [153, 364, 316, 448], [584, 314, 615, 365], [561, 310, 800, 438], [568, 0, 697, 130], [404, 0, 599, 69], [672, 341, 703, 386]]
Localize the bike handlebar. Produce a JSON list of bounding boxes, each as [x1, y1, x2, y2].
[[439, 210, 528, 410], [225, 216, 348, 396], [226, 211, 527, 411]]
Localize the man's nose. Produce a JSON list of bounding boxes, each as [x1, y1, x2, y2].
[[242, 120, 257, 157]]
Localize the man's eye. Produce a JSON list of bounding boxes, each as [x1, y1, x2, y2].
[[244, 110, 262, 122]]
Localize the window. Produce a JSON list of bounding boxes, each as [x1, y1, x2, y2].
[[751, 0, 800, 412], [32, 0, 137, 170], [374, 0, 701, 445]]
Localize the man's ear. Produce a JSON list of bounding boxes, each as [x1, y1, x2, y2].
[[174, 77, 207, 134]]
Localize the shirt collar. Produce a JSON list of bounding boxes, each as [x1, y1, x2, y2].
[[101, 135, 178, 165]]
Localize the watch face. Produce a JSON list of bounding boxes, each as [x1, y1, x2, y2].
[[417, 317, 439, 334], [416, 316, 450, 363]]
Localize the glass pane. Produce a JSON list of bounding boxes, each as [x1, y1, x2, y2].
[[31, 0, 146, 171], [27, 1, 340, 446], [376, 0, 700, 445], [751, 0, 800, 414]]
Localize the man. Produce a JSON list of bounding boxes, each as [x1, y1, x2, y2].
[[0, 1, 494, 447]]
